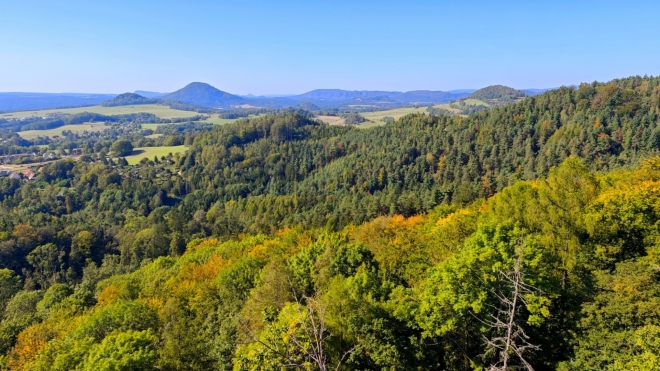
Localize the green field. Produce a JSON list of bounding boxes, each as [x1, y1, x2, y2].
[[124, 146, 188, 165], [2, 104, 201, 119], [460, 98, 489, 106], [204, 114, 242, 125], [360, 106, 429, 123], [18, 123, 108, 140], [140, 123, 162, 131]]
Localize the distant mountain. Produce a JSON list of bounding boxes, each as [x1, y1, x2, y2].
[[391, 90, 470, 104], [161, 82, 246, 108], [522, 88, 553, 96], [470, 85, 527, 102], [135, 90, 168, 98], [292, 89, 401, 101], [0, 92, 117, 112], [101, 93, 158, 107], [0, 84, 547, 113], [447, 89, 477, 94], [287, 89, 469, 106]]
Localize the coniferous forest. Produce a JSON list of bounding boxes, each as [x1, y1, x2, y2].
[[2, 76, 660, 370]]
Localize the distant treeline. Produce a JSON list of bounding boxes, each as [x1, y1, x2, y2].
[[0, 112, 208, 132]]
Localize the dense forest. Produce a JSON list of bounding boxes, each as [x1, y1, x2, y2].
[[1, 75, 660, 369]]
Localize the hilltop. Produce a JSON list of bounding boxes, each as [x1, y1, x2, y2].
[[470, 84, 527, 103], [161, 82, 246, 108], [100, 93, 158, 107]]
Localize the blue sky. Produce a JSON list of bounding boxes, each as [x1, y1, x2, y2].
[[1, 0, 659, 94]]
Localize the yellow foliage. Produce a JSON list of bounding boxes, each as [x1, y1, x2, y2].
[[180, 254, 231, 283], [8, 323, 56, 370], [96, 285, 121, 307], [185, 238, 221, 254]]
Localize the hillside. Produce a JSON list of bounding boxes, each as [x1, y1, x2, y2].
[[470, 84, 527, 102], [0, 75, 660, 369], [162, 82, 246, 108]]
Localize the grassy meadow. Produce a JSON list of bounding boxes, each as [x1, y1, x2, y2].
[[124, 145, 188, 165], [360, 106, 429, 123], [18, 123, 108, 140], [316, 115, 346, 125], [2, 104, 201, 119]]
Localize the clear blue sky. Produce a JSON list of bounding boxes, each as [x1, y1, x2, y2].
[[1, 0, 659, 95]]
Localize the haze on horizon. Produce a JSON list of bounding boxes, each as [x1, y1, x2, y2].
[[1, 0, 659, 95]]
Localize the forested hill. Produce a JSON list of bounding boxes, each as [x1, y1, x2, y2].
[[5, 157, 660, 370], [178, 75, 660, 233], [100, 93, 158, 107], [470, 84, 527, 102], [1, 75, 660, 370]]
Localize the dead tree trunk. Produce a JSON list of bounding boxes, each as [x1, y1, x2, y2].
[[484, 244, 541, 371]]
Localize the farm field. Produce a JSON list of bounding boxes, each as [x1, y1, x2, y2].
[[360, 106, 429, 123], [18, 123, 108, 140], [316, 115, 345, 125], [352, 99, 491, 128], [204, 114, 242, 125], [316, 107, 429, 128], [124, 145, 188, 165], [140, 123, 162, 131], [2, 104, 201, 119]]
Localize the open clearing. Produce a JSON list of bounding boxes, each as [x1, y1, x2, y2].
[[204, 114, 242, 125], [18, 123, 108, 140], [124, 146, 188, 165], [3, 104, 201, 119], [360, 106, 429, 123], [317, 115, 346, 125], [346, 99, 491, 128]]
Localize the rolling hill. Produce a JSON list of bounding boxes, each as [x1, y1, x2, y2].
[[101, 93, 158, 107], [470, 85, 527, 102], [161, 82, 247, 108]]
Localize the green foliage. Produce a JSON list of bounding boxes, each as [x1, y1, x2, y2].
[[2, 76, 660, 369], [342, 112, 367, 125], [71, 301, 159, 341], [0, 269, 21, 313], [559, 258, 660, 370], [36, 283, 73, 315], [80, 329, 158, 371], [110, 139, 133, 156]]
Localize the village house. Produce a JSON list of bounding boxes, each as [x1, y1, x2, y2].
[[22, 169, 36, 180]]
